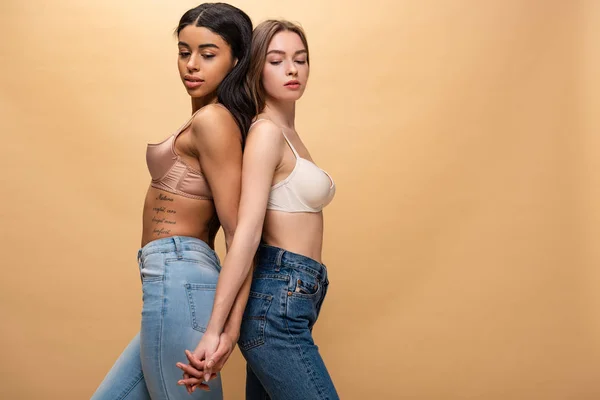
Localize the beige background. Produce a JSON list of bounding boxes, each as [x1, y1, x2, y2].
[[1, 0, 599, 399]]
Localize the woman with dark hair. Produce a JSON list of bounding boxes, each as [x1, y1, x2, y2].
[[91, 3, 254, 399], [177, 20, 339, 400]]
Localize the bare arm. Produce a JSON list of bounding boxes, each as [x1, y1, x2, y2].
[[204, 120, 283, 338], [191, 105, 251, 338], [176, 120, 283, 388], [222, 266, 253, 339], [191, 105, 242, 250]]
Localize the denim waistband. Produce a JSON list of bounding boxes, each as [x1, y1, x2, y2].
[[256, 243, 328, 283], [137, 236, 218, 264]]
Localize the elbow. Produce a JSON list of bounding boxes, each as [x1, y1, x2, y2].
[[223, 228, 236, 249], [246, 225, 262, 252], [234, 223, 263, 255]]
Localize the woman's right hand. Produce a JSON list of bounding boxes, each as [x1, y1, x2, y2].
[[176, 331, 236, 392], [176, 349, 217, 393]]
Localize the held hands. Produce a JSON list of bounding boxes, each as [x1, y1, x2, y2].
[[176, 331, 238, 393]]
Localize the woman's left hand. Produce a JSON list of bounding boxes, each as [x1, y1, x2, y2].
[[176, 332, 219, 392], [176, 331, 238, 392]]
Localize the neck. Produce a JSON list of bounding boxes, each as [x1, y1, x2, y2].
[[263, 98, 296, 130], [192, 92, 219, 113]]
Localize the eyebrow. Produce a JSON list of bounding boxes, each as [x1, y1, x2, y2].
[[266, 49, 308, 56], [178, 41, 220, 50]]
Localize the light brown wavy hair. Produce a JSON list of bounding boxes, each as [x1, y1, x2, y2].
[[247, 20, 310, 115]]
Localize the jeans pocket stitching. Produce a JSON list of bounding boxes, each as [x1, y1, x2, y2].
[[239, 291, 272, 351], [290, 278, 323, 299], [140, 275, 163, 282], [184, 283, 217, 333], [165, 257, 198, 263], [254, 273, 289, 282]]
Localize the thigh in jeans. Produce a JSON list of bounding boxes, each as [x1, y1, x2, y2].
[[91, 333, 151, 400], [139, 252, 224, 399], [239, 269, 339, 400]]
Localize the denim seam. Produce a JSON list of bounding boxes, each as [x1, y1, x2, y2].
[[290, 279, 323, 300], [165, 258, 221, 277], [240, 293, 272, 351], [141, 276, 163, 282], [185, 283, 217, 332], [157, 255, 171, 400], [315, 285, 327, 319], [254, 274, 289, 282], [284, 300, 327, 400], [165, 257, 209, 263], [248, 291, 275, 300], [142, 245, 218, 258], [114, 369, 144, 400], [284, 263, 322, 278]]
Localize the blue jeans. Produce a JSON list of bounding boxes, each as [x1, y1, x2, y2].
[[92, 236, 224, 400], [239, 244, 339, 400]]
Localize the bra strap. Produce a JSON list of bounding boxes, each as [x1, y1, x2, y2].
[[248, 119, 299, 159], [280, 130, 299, 159], [174, 107, 205, 137]]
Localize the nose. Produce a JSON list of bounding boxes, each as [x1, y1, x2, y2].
[[187, 53, 200, 72], [286, 61, 298, 77]]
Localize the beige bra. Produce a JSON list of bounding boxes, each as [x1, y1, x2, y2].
[[250, 119, 336, 213], [146, 108, 212, 200]]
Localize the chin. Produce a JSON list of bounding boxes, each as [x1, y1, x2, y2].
[[286, 93, 304, 102], [274, 92, 303, 102], [186, 87, 210, 97]]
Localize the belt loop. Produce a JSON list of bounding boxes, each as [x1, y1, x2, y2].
[[173, 236, 183, 259], [137, 249, 143, 265], [274, 249, 284, 272]]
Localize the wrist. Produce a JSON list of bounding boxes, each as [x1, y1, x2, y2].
[[204, 324, 223, 338], [223, 324, 240, 341]]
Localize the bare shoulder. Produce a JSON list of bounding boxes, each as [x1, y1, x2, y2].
[[190, 104, 240, 141], [246, 119, 284, 150]]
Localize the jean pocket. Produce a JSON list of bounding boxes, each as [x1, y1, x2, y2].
[[290, 274, 322, 299], [239, 291, 272, 351], [184, 283, 216, 333]]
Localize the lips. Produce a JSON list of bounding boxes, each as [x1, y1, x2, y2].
[[184, 75, 204, 82], [285, 80, 300, 86], [184, 75, 204, 89]]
